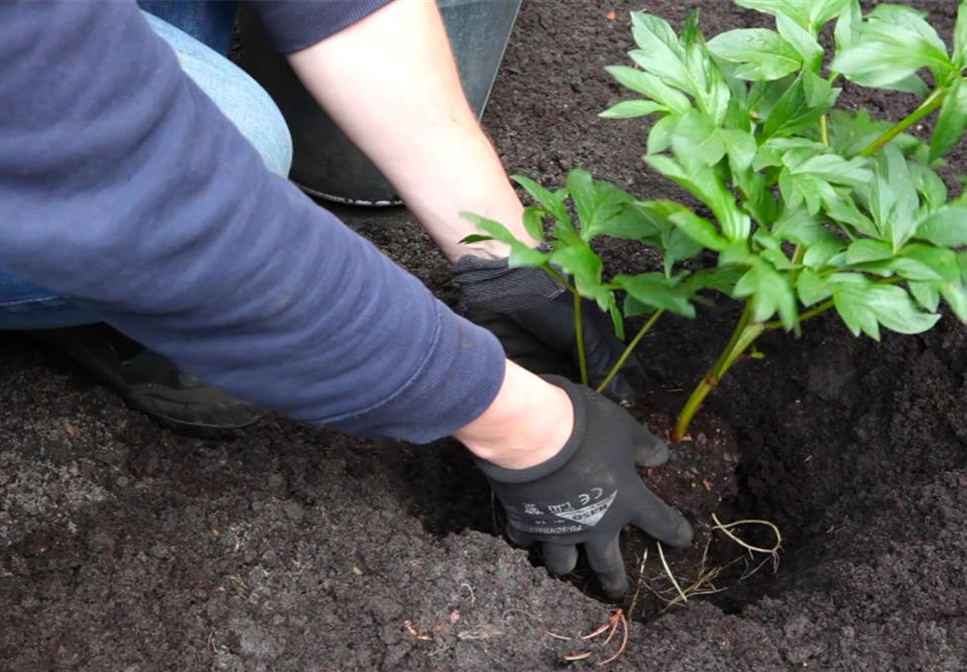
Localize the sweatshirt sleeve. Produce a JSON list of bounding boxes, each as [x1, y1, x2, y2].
[[0, 0, 505, 443], [244, 0, 394, 53]]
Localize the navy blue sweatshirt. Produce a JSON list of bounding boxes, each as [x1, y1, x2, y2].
[[0, 1, 505, 442]]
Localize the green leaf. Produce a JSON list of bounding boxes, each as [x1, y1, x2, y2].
[[763, 71, 839, 139], [707, 29, 802, 81], [613, 273, 696, 317], [566, 170, 633, 241], [869, 145, 920, 251], [831, 8, 953, 95], [823, 192, 879, 238], [521, 207, 546, 243], [647, 115, 680, 155], [671, 110, 727, 167], [885, 257, 942, 282], [603, 66, 692, 116], [790, 154, 873, 186], [458, 234, 494, 244], [831, 275, 940, 339], [930, 79, 967, 163], [955, 1, 967, 69], [797, 267, 833, 305], [664, 204, 730, 252], [773, 206, 837, 246], [733, 259, 798, 329], [629, 12, 730, 124], [911, 163, 948, 213], [600, 100, 669, 119], [909, 281, 941, 312], [902, 244, 960, 283], [550, 241, 610, 310], [734, 0, 850, 33], [511, 175, 573, 230], [941, 281, 967, 321], [846, 239, 894, 264], [608, 294, 625, 341], [833, 1, 862, 56], [683, 266, 744, 296], [803, 238, 847, 269], [775, 14, 823, 71], [460, 213, 550, 267], [915, 206, 967, 247]]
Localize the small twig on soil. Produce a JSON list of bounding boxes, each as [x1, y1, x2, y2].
[[625, 548, 649, 622], [657, 542, 688, 604]]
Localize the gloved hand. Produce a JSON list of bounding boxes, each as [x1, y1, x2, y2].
[[453, 256, 637, 400], [474, 375, 693, 598]]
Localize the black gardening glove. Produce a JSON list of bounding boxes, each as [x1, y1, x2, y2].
[[453, 256, 637, 400], [475, 375, 693, 598]]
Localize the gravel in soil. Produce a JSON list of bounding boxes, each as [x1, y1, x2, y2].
[[4, 1, 967, 670]]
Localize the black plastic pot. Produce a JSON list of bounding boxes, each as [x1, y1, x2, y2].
[[237, 1, 522, 206]]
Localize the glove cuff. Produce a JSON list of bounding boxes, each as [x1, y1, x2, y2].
[[451, 254, 566, 313], [473, 374, 586, 485]]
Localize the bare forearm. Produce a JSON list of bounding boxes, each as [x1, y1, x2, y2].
[[287, 0, 536, 261]]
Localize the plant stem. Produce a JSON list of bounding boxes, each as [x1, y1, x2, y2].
[[859, 87, 947, 157], [673, 301, 758, 442], [819, 114, 829, 146], [595, 309, 665, 394], [573, 290, 589, 386]]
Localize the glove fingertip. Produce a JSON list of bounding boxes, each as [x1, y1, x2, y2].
[[664, 516, 694, 549]]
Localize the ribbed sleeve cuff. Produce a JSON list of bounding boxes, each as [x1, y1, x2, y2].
[[245, 0, 395, 54], [324, 301, 507, 444]]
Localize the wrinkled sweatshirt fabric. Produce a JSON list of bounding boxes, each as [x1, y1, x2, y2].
[[0, 0, 506, 443]]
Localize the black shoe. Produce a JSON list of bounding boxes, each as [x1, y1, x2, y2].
[[29, 324, 265, 439]]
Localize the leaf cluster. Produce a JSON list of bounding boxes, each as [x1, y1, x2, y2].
[[466, 0, 967, 344]]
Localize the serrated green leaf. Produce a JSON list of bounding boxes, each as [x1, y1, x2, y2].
[[797, 267, 833, 305], [846, 238, 894, 264], [460, 213, 550, 267], [909, 281, 941, 312], [511, 175, 573, 230], [776, 13, 823, 70], [915, 206, 967, 247], [955, 1, 967, 69], [600, 100, 669, 119], [603, 66, 692, 116], [707, 28, 802, 81], [930, 79, 967, 163], [733, 259, 798, 329], [613, 273, 696, 317]]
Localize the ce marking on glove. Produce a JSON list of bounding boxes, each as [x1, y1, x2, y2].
[[578, 487, 604, 506]]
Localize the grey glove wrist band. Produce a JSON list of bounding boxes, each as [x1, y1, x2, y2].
[[473, 374, 585, 484], [452, 255, 566, 313]]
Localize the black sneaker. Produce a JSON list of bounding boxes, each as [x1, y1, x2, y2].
[[30, 324, 265, 439]]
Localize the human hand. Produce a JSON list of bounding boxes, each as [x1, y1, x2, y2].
[[453, 256, 637, 400], [473, 375, 693, 598]]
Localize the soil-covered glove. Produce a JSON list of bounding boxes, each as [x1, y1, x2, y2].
[[474, 375, 693, 598], [453, 255, 636, 400]]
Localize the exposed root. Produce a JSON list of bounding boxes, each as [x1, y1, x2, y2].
[[625, 548, 649, 622], [554, 609, 629, 666], [657, 542, 688, 604], [711, 513, 782, 571]]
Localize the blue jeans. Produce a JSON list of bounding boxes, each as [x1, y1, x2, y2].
[[0, 5, 292, 330]]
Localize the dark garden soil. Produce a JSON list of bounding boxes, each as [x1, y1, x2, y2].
[[4, 0, 967, 669]]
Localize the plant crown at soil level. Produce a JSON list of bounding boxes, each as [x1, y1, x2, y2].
[[462, 0, 967, 439]]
